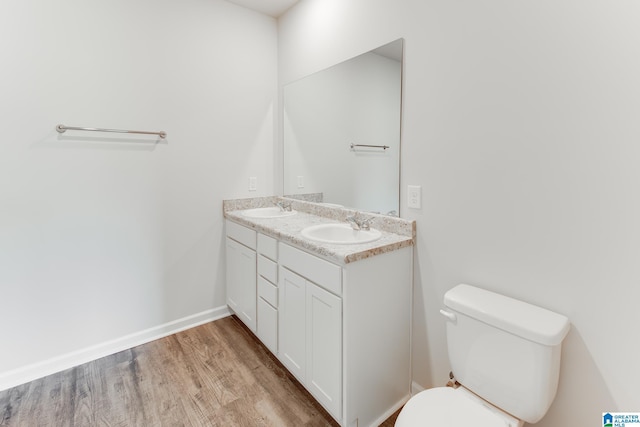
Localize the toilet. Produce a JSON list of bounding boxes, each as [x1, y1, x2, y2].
[[396, 284, 570, 427]]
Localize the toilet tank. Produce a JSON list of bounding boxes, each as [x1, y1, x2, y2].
[[443, 284, 570, 424]]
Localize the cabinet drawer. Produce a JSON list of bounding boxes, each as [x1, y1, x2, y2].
[[257, 297, 278, 355], [279, 243, 342, 296], [258, 255, 278, 284], [226, 220, 256, 250], [258, 276, 278, 307], [258, 233, 278, 260]]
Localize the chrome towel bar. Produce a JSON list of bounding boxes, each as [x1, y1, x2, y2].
[[56, 124, 167, 139], [350, 143, 389, 151]]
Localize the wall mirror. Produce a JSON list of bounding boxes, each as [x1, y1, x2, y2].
[[283, 38, 403, 215]]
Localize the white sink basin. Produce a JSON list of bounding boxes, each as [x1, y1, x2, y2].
[[301, 223, 382, 245], [241, 207, 297, 219]]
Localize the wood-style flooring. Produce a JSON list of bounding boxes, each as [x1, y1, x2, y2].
[[0, 316, 400, 427]]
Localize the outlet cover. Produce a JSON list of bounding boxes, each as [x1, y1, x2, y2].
[[297, 176, 304, 188], [249, 177, 257, 191], [408, 185, 421, 209]]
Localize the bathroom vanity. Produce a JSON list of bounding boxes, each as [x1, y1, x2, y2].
[[223, 197, 414, 427]]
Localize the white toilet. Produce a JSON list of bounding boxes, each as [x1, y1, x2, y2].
[[396, 284, 570, 427]]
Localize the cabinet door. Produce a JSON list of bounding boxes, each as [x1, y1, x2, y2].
[[226, 237, 241, 313], [226, 237, 257, 332], [278, 267, 306, 381], [306, 282, 342, 419]]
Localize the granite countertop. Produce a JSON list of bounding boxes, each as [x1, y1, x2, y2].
[[223, 196, 415, 265]]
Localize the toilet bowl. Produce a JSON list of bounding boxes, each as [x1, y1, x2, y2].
[[395, 284, 570, 427], [395, 386, 523, 427]]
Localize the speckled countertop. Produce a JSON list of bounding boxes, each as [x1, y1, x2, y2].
[[223, 196, 415, 265]]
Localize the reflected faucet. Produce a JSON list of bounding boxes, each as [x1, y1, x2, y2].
[[346, 213, 373, 231], [276, 200, 292, 212]]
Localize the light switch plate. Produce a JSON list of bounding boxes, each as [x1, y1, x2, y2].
[[408, 185, 421, 209], [249, 177, 257, 191], [297, 175, 304, 188]]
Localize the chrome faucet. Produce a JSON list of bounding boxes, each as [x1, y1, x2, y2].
[[276, 200, 292, 212], [346, 213, 374, 231]]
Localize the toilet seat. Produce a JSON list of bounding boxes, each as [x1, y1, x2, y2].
[[395, 387, 522, 427]]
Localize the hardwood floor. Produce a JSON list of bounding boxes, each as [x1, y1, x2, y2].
[[1, 316, 400, 427]]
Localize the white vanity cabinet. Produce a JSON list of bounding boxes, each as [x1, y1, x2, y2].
[[225, 220, 257, 332], [225, 218, 412, 427]]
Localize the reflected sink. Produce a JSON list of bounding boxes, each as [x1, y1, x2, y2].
[[301, 223, 382, 245], [241, 207, 297, 219]]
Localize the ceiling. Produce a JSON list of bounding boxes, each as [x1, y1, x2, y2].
[[226, 0, 300, 17]]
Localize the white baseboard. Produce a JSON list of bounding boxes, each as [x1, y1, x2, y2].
[[369, 394, 411, 427], [0, 306, 231, 392], [411, 380, 426, 395]]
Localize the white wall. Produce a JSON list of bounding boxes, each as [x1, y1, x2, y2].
[[0, 0, 276, 383], [279, 1, 640, 425]]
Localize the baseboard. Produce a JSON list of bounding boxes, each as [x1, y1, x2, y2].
[[0, 305, 231, 392], [411, 380, 426, 395], [369, 394, 411, 427]]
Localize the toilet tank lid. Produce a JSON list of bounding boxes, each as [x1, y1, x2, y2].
[[444, 284, 570, 346]]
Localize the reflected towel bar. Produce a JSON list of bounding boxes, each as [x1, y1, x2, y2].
[[350, 143, 389, 151], [56, 124, 167, 139]]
